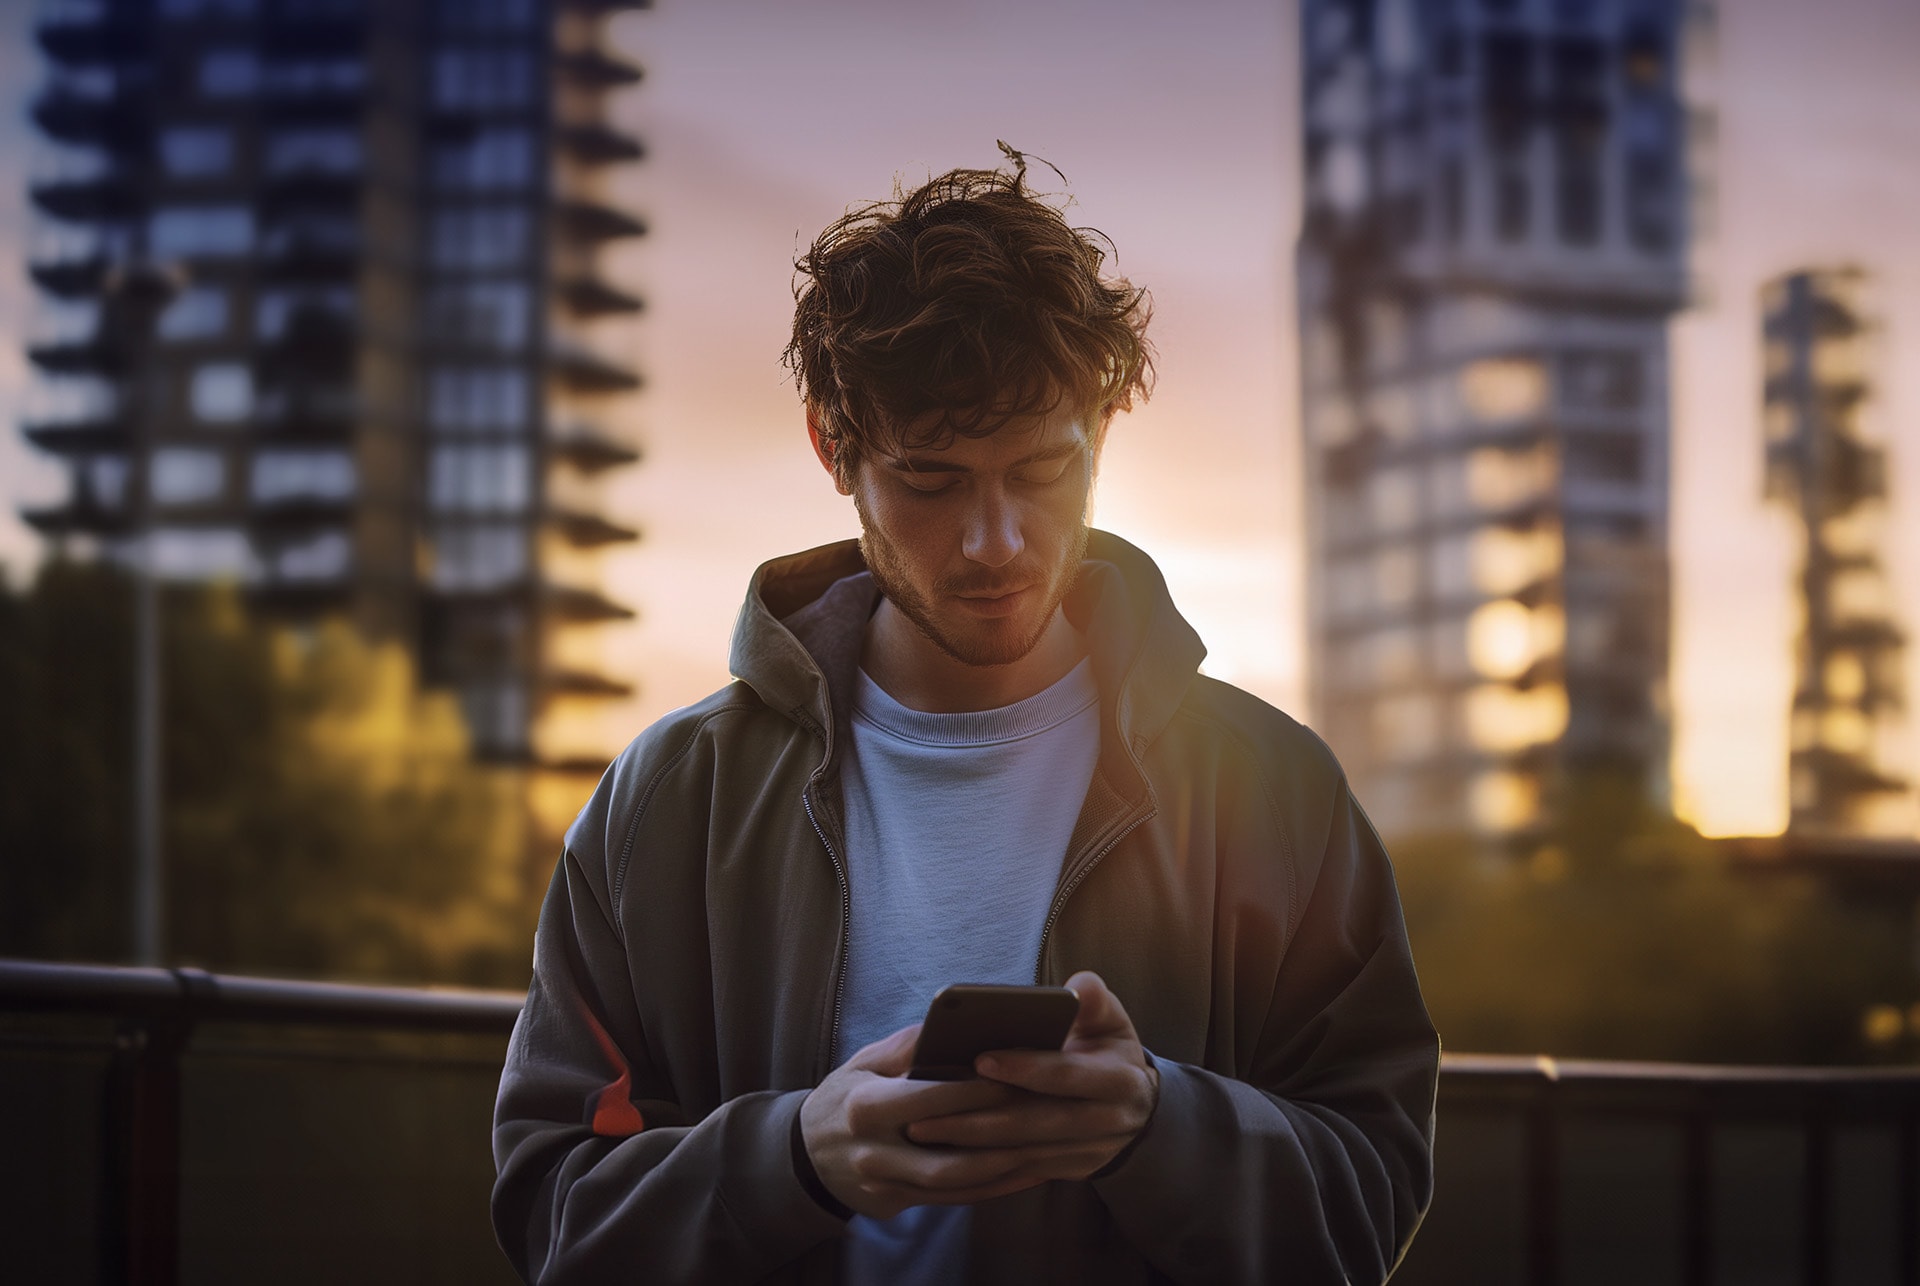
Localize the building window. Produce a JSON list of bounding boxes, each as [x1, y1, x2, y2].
[[198, 50, 259, 98], [251, 450, 357, 503], [430, 207, 530, 269], [429, 367, 529, 432], [460, 680, 529, 754], [1564, 434, 1643, 484], [159, 127, 235, 178], [255, 286, 355, 341], [1620, 26, 1667, 91], [1554, 127, 1603, 246], [150, 448, 226, 505], [431, 524, 526, 590], [1459, 356, 1548, 422], [1493, 149, 1529, 243], [430, 445, 531, 513], [84, 456, 131, 508], [191, 363, 254, 422], [263, 212, 359, 258], [1625, 151, 1673, 252], [263, 58, 367, 97], [161, 0, 257, 16], [432, 51, 536, 110], [1439, 159, 1464, 244], [265, 127, 363, 176], [150, 205, 255, 258], [432, 128, 535, 190], [269, 530, 352, 582], [438, 0, 536, 29], [1560, 350, 1643, 410], [152, 527, 256, 581], [427, 282, 530, 349], [157, 287, 229, 341]]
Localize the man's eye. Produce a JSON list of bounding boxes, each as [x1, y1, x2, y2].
[[1016, 460, 1073, 485], [902, 478, 956, 495]]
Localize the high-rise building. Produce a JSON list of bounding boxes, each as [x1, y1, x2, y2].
[[1295, 0, 1702, 840], [21, 0, 648, 779], [1762, 268, 1912, 837]]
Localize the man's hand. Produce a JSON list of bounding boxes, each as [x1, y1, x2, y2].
[[903, 971, 1160, 1180], [800, 1024, 1072, 1220]]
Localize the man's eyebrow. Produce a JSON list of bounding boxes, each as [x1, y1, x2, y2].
[[884, 439, 1086, 474]]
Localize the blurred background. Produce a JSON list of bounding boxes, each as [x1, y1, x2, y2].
[[2, 0, 1919, 1065], [2, 1, 1919, 1281]]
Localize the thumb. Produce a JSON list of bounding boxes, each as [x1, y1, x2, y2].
[[1064, 971, 1136, 1041], [846, 1022, 922, 1076]]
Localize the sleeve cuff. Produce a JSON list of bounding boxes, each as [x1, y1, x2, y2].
[[790, 1099, 855, 1221]]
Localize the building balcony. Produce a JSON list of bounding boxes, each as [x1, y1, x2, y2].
[[20, 497, 132, 537], [553, 272, 644, 318], [544, 506, 639, 548], [36, 0, 146, 64], [553, 48, 644, 89], [551, 197, 647, 244], [554, 122, 645, 166], [548, 423, 641, 473], [29, 164, 140, 222], [31, 80, 145, 147], [546, 332, 642, 393], [540, 580, 636, 622], [29, 247, 110, 298], [3, 959, 1916, 1285], [541, 667, 634, 698]]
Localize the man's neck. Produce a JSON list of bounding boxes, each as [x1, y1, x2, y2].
[[862, 601, 1087, 714]]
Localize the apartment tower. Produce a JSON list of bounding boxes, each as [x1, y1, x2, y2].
[[22, 0, 647, 784], [1296, 0, 1700, 840]]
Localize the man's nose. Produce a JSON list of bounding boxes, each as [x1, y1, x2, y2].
[[961, 487, 1023, 568]]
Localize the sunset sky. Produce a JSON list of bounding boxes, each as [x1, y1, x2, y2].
[[2, 0, 1916, 839]]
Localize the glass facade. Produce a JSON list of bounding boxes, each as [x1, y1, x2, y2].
[[22, 0, 650, 773], [1297, 0, 1692, 841]]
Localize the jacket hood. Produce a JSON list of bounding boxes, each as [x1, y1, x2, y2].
[[727, 530, 1207, 771]]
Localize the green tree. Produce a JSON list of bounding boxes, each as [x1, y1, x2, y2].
[[1392, 770, 1916, 1065], [0, 560, 534, 987]]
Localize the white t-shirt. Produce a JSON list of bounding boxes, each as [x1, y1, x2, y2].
[[835, 656, 1102, 1285]]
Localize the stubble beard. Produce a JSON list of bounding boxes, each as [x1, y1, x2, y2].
[[855, 495, 1089, 670]]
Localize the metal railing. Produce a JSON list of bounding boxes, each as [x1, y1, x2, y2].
[[4, 959, 1917, 1286]]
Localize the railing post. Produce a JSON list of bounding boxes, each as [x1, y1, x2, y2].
[[1526, 1072, 1560, 1286], [1682, 1092, 1713, 1286], [100, 1001, 188, 1286], [1803, 1107, 1828, 1286]]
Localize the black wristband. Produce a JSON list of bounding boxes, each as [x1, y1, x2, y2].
[[790, 1110, 855, 1221]]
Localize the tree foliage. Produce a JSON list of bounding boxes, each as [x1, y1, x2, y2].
[[1392, 770, 1917, 1065], [0, 560, 534, 988]]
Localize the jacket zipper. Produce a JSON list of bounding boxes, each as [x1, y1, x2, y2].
[[802, 783, 852, 1072], [1033, 807, 1153, 983]]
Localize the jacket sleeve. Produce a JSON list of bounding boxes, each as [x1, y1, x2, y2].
[[1089, 774, 1439, 1285], [490, 845, 848, 1284]]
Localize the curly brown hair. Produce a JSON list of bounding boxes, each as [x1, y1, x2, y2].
[[784, 154, 1154, 485]]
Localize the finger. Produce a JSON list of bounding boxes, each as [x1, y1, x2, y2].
[[863, 1137, 1110, 1193], [846, 1023, 922, 1075], [849, 1075, 1021, 1134], [1061, 971, 1138, 1044], [877, 1139, 1123, 1202], [976, 1048, 1143, 1102], [906, 1097, 1135, 1149]]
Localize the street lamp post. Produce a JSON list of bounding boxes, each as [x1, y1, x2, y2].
[[103, 260, 184, 968]]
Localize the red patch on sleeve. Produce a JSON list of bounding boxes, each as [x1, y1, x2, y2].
[[591, 1068, 647, 1137], [576, 992, 647, 1137]]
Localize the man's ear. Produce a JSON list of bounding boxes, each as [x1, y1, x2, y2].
[[805, 408, 853, 495]]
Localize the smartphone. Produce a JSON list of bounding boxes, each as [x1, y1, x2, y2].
[[907, 983, 1080, 1081]]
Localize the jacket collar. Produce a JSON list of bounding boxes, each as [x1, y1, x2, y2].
[[728, 530, 1207, 787]]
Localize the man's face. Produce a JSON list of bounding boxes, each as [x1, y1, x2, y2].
[[844, 406, 1098, 669]]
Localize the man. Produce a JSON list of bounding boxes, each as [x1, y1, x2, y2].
[[492, 159, 1438, 1284]]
